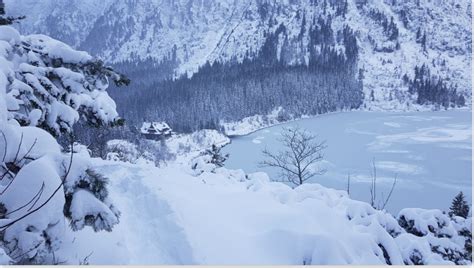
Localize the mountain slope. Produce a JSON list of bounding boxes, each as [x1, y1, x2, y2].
[[7, 0, 471, 105]]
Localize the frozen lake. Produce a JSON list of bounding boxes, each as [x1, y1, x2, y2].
[[223, 109, 472, 214]]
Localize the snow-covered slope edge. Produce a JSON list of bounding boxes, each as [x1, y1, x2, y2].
[[63, 154, 472, 265]]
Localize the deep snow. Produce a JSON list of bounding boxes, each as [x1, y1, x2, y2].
[[223, 109, 472, 214], [52, 157, 470, 265]]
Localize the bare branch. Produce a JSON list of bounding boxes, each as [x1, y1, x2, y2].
[[368, 159, 398, 210], [381, 174, 398, 210], [0, 133, 75, 231], [0, 130, 7, 162], [13, 133, 24, 163], [17, 138, 38, 163], [27, 182, 46, 212], [5, 182, 45, 217]]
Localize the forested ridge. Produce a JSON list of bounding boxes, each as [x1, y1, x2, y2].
[[89, 0, 470, 138], [110, 20, 364, 132]]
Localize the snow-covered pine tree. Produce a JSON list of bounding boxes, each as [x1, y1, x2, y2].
[[449, 192, 470, 219], [6, 32, 128, 136], [0, 9, 128, 263]]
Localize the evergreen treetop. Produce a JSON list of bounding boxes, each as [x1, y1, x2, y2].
[[449, 191, 470, 218]]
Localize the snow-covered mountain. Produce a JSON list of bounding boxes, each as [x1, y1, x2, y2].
[[7, 0, 472, 105], [0, 14, 472, 264]]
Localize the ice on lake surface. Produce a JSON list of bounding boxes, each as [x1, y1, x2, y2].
[[223, 109, 472, 214]]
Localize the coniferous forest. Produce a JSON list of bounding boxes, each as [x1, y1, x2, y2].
[[109, 21, 363, 132]]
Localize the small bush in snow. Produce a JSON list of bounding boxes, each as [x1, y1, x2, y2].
[[191, 144, 229, 174], [106, 139, 141, 163], [204, 144, 228, 168]]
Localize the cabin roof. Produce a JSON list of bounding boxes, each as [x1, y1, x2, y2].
[[140, 122, 171, 135]]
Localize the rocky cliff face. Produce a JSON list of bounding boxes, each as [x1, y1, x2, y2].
[[7, 0, 471, 106]]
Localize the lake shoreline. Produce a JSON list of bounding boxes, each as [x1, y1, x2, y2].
[[223, 106, 472, 139], [222, 109, 472, 214]]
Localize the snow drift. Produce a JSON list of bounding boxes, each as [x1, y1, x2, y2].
[[69, 155, 471, 265]]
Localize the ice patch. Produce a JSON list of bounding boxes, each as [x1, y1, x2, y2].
[[369, 125, 472, 151], [252, 136, 265, 144], [429, 116, 451, 120], [351, 174, 401, 184], [383, 122, 401, 128], [345, 128, 378, 135], [376, 161, 424, 175], [391, 115, 433, 122], [439, 143, 472, 150], [410, 128, 471, 143], [381, 149, 411, 154], [347, 174, 421, 191], [407, 155, 424, 161], [392, 115, 450, 122]]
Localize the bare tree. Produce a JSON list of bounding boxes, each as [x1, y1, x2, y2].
[[259, 127, 327, 187], [369, 159, 398, 210]]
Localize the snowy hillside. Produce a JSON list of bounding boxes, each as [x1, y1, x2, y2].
[[7, 0, 472, 105]]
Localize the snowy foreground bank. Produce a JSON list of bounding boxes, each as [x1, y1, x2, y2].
[[56, 154, 471, 265]]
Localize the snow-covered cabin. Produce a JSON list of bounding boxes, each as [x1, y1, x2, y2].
[[140, 122, 172, 140]]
